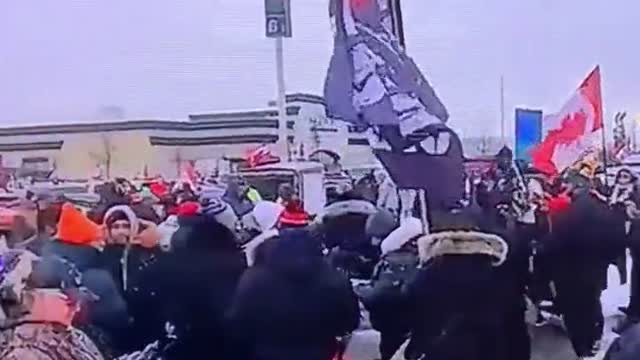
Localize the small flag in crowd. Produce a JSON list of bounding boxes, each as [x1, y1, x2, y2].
[[181, 160, 199, 188], [246, 145, 280, 168], [531, 66, 604, 175]]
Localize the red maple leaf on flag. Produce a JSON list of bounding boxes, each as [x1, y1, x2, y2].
[[530, 67, 603, 175], [530, 111, 588, 175]]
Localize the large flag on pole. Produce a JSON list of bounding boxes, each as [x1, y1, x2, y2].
[[531, 67, 604, 175], [324, 0, 464, 208]]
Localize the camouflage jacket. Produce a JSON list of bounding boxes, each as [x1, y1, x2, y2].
[[0, 322, 104, 360]]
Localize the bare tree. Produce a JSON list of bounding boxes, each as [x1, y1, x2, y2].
[[171, 148, 184, 178], [89, 134, 115, 179], [477, 136, 491, 156]]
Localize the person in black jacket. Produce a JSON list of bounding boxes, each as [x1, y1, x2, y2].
[[402, 210, 515, 360], [140, 213, 247, 360], [546, 184, 624, 358], [228, 227, 360, 360], [99, 205, 163, 353]]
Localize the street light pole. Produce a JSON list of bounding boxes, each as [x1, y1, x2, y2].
[[275, 37, 289, 160], [500, 75, 506, 145], [265, 0, 292, 160]]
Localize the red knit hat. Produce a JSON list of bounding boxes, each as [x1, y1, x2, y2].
[[177, 201, 200, 216], [278, 200, 309, 227], [150, 182, 169, 199]]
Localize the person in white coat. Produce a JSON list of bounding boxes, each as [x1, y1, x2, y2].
[[375, 170, 399, 216]]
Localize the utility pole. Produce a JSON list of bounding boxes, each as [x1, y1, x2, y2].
[[500, 75, 506, 146], [265, 0, 292, 160], [633, 114, 639, 152]]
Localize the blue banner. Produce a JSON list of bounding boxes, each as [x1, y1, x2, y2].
[[515, 108, 543, 162]]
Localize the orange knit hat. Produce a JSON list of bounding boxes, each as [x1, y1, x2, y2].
[[56, 203, 102, 245]]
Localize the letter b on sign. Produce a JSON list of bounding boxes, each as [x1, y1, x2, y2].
[[264, 0, 292, 38]]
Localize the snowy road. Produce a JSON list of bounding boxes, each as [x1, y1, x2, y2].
[[346, 264, 629, 360]]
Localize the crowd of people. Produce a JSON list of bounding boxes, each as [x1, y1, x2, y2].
[[1, 158, 640, 360]]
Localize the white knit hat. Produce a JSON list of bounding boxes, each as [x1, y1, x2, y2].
[[250, 201, 285, 232], [380, 217, 423, 256]]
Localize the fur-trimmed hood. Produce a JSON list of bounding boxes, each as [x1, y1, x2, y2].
[[103, 205, 140, 241], [417, 231, 508, 266]]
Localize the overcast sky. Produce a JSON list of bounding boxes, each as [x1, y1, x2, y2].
[[0, 0, 638, 137]]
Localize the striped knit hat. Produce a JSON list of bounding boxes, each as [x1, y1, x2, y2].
[[200, 197, 228, 216], [200, 197, 237, 232]]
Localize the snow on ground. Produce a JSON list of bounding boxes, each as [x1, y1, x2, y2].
[[594, 258, 632, 359]]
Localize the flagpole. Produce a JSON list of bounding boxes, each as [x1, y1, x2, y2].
[[601, 111, 609, 184], [388, 0, 406, 48]]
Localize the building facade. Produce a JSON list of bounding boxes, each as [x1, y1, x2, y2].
[[0, 94, 378, 179]]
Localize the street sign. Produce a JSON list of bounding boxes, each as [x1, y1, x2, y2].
[[265, 0, 292, 38]]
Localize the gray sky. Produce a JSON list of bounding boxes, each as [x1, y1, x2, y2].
[[0, 0, 638, 137]]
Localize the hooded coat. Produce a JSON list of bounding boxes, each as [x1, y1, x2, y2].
[[138, 215, 247, 360], [542, 190, 621, 357], [228, 228, 360, 360], [99, 206, 163, 352], [362, 218, 422, 360], [321, 197, 380, 278], [403, 230, 511, 360]]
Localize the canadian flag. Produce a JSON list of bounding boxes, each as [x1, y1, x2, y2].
[[246, 145, 280, 168], [531, 67, 604, 175]]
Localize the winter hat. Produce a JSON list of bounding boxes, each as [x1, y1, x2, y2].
[[380, 217, 423, 256], [250, 201, 285, 232], [150, 182, 169, 199], [278, 200, 310, 227], [103, 205, 140, 240], [320, 199, 377, 220], [200, 197, 228, 216], [177, 201, 200, 216], [365, 208, 398, 239], [200, 197, 238, 232], [616, 167, 637, 182], [56, 203, 102, 246]]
